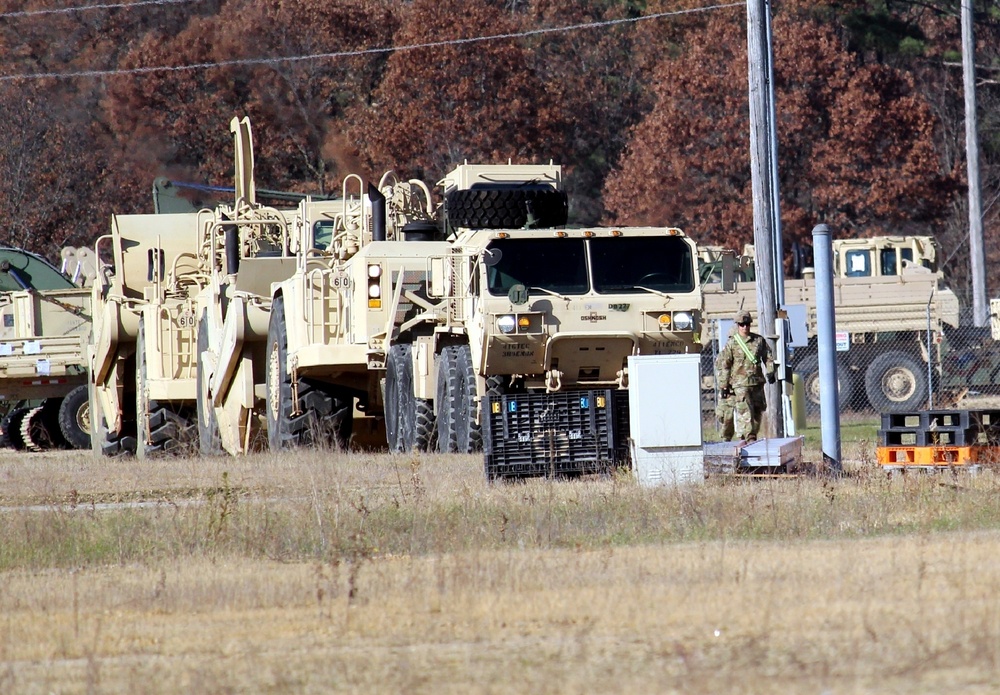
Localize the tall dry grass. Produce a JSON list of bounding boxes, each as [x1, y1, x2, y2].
[[3, 446, 1000, 692]]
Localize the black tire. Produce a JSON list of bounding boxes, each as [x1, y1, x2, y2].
[[58, 386, 91, 449], [435, 348, 457, 453], [196, 312, 223, 455], [435, 345, 481, 453], [136, 319, 193, 458], [445, 188, 568, 230], [267, 296, 353, 451], [414, 398, 435, 451], [384, 343, 415, 453], [36, 399, 69, 449], [794, 354, 854, 414], [267, 296, 298, 451], [0, 406, 13, 448], [864, 351, 928, 413], [91, 380, 136, 457], [5, 407, 30, 450]]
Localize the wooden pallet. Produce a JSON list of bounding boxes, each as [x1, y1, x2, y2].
[[876, 445, 1000, 466]]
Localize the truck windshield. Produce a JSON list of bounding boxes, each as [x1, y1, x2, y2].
[[590, 236, 695, 293], [486, 239, 589, 296]]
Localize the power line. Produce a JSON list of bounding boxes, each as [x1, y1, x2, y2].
[[0, 2, 743, 83], [0, 0, 201, 20]]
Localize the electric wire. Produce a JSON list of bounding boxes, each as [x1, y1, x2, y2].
[[0, 2, 744, 83], [0, 0, 201, 20]]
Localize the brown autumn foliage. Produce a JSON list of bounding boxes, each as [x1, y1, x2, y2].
[[0, 0, 994, 298], [603, 9, 960, 253], [346, 0, 567, 184]]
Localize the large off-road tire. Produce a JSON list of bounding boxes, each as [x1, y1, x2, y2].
[[36, 398, 69, 449], [414, 398, 435, 452], [435, 344, 482, 453], [196, 312, 222, 455], [794, 354, 855, 414], [384, 343, 415, 453], [864, 351, 927, 413], [266, 296, 353, 451], [136, 319, 193, 459], [5, 407, 30, 451], [0, 406, 12, 449], [445, 187, 568, 230], [58, 385, 91, 450], [91, 378, 136, 457], [267, 296, 299, 451]]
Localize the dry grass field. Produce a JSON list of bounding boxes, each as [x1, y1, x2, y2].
[[3, 440, 1000, 693]]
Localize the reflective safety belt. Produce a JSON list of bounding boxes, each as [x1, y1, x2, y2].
[[734, 334, 758, 365]]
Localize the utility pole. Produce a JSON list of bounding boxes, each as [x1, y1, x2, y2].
[[962, 0, 987, 326], [746, 0, 783, 436]]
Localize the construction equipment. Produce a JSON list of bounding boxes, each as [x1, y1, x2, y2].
[[88, 207, 207, 457], [196, 117, 443, 454], [0, 246, 93, 451]]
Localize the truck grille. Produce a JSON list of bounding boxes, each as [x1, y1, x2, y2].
[[483, 389, 630, 480]]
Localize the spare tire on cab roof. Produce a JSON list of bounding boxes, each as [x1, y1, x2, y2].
[[445, 186, 568, 230]]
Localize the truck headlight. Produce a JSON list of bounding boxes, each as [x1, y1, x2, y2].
[[368, 283, 381, 299], [497, 315, 516, 334], [673, 312, 694, 331]]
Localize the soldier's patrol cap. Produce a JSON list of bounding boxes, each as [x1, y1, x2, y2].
[[734, 311, 752, 325]]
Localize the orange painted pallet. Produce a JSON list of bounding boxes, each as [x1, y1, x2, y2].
[[877, 445, 1000, 466]]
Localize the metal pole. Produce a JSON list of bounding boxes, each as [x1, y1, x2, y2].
[[962, 0, 987, 326], [812, 224, 841, 473], [926, 290, 935, 410]]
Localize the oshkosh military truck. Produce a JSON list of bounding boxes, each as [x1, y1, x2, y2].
[[431, 164, 704, 479], [0, 247, 93, 451], [701, 236, 960, 413]]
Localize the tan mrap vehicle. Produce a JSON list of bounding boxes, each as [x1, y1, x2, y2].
[[0, 247, 93, 451], [88, 211, 206, 457]]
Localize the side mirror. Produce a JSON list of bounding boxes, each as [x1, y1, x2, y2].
[[720, 251, 737, 292], [508, 283, 528, 306]]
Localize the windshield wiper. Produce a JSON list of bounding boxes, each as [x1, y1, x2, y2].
[[632, 285, 673, 300], [529, 286, 574, 302]]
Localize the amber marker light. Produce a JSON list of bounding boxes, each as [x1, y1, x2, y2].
[[658, 313, 672, 327]]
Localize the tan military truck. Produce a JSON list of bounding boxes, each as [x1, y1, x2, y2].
[[429, 164, 704, 478], [0, 247, 93, 451], [700, 235, 960, 413]]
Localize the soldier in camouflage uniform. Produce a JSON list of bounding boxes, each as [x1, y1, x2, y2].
[[716, 310, 775, 442]]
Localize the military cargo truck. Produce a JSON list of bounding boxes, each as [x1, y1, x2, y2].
[[700, 236, 960, 413], [0, 247, 92, 451]]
